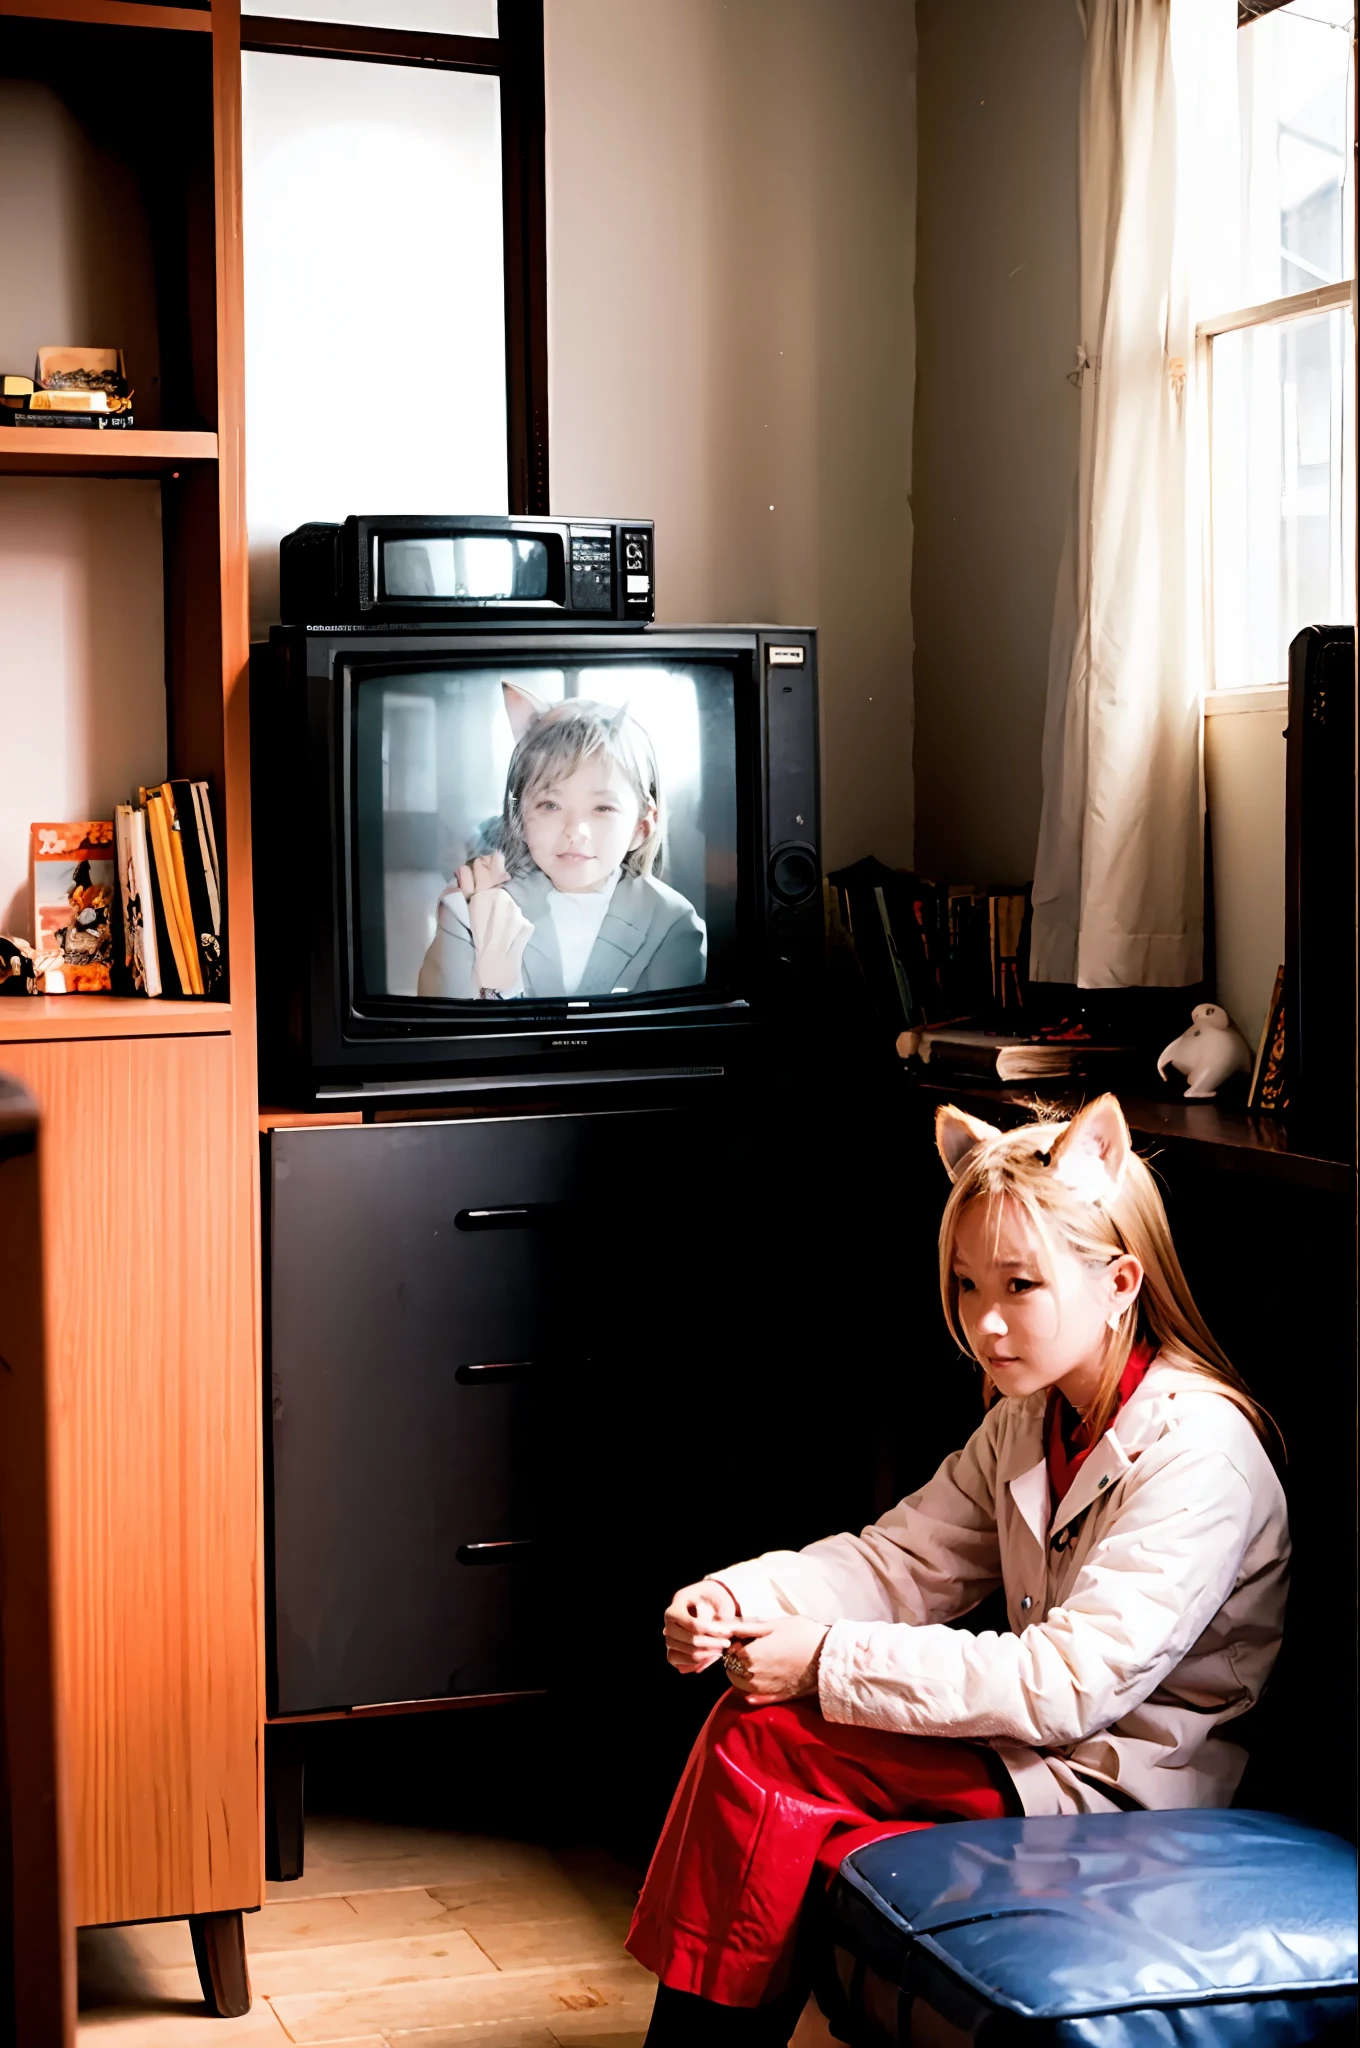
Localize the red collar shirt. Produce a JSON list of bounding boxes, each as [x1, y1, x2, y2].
[[1044, 1339, 1155, 1512]]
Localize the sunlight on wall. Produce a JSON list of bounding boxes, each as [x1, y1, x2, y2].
[[242, 53, 507, 638]]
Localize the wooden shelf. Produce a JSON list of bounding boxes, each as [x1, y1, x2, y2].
[[0, 0, 209, 32], [1, 0, 265, 1942], [0, 430, 218, 478], [906, 1071, 1353, 1195], [259, 1106, 363, 1130], [0, 998, 232, 1044]]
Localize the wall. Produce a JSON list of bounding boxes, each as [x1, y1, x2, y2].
[[1204, 693, 1287, 1054], [0, 481, 166, 943], [911, 0, 1083, 885], [0, 78, 163, 425], [544, 0, 917, 871]]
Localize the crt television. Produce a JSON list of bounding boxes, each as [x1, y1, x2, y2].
[[252, 618, 823, 1104]]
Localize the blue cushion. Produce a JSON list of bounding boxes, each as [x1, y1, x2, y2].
[[828, 1809, 1357, 2045]]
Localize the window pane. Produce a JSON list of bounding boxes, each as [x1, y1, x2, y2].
[[243, 0, 496, 33], [242, 54, 508, 636], [1211, 308, 1356, 687], [1237, 0, 1354, 302]]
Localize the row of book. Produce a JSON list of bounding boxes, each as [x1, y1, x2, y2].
[[826, 857, 1032, 1036], [826, 856, 1141, 1083], [115, 782, 223, 997]]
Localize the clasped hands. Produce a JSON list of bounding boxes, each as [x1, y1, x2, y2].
[[663, 1578, 828, 1705]]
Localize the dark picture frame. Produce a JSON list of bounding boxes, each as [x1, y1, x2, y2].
[[240, 0, 549, 515]]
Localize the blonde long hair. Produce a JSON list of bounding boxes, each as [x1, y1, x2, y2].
[[935, 1096, 1275, 1449]]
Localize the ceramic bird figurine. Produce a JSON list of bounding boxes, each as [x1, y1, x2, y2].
[[1157, 1003, 1252, 1099]]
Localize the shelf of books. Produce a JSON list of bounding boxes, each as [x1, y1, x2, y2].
[[0, 430, 218, 477], [0, 996, 232, 1043]]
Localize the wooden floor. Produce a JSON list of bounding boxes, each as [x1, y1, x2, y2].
[[76, 1815, 654, 2048]]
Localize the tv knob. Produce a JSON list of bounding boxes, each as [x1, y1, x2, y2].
[[769, 843, 818, 906]]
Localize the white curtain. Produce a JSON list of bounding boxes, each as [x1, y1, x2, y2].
[[1030, 0, 1237, 988]]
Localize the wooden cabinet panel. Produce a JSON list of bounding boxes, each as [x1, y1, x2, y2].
[[2, 1037, 260, 1927]]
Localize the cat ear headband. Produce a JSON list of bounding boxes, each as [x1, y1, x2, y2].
[[502, 680, 633, 743], [935, 1094, 1132, 1209]]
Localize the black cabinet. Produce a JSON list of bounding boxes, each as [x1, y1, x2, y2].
[[263, 1063, 922, 1854], [265, 1087, 906, 1725], [266, 1114, 584, 1713]]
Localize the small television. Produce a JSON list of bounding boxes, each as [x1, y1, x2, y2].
[[253, 517, 823, 1105]]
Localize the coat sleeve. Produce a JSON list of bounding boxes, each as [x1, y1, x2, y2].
[[632, 900, 707, 993], [711, 1413, 1004, 1628], [416, 888, 527, 999], [816, 1443, 1256, 1747], [417, 889, 477, 998]]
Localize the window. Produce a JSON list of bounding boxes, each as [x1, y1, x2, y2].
[[241, 0, 546, 637], [1203, 0, 1355, 689]]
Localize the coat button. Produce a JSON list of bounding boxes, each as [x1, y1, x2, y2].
[[1020, 1595, 1032, 1612], [1097, 1475, 1110, 1489]]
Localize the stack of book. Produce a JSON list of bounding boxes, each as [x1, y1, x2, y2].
[[1, 348, 135, 430], [113, 781, 223, 997], [896, 1024, 1136, 1083]]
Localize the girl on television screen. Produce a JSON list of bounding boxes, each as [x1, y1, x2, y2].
[[417, 683, 707, 1002]]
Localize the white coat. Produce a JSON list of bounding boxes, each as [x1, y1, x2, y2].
[[713, 1359, 1289, 1817]]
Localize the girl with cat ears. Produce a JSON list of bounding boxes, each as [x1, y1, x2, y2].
[[498, 680, 664, 879], [935, 1093, 1273, 1448], [416, 680, 707, 1002], [631, 1094, 1286, 2048]]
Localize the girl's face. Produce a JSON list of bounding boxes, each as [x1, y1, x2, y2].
[[950, 1195, 1142, 1412], [521, 752, 653, 893]]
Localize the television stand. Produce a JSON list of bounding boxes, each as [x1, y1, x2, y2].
[[314, 1062, 726, 1107], [259, 1056, 912, 1863]]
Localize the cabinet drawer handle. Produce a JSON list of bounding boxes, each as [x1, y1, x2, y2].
[[455, 1205, 565, 1231], [456, 1361, 533, 1384], [457, 1540, 535, 1566]]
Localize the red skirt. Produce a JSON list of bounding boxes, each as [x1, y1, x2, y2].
[[625, 1690, 1018, 2008]]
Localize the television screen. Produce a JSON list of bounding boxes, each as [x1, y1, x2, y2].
[[380, 535, 551, 602], [353, 661, 740, 1005]]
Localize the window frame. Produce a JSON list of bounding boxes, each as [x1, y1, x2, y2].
[[240, 0, 548, 515], [1196, 6, 1356, 695]]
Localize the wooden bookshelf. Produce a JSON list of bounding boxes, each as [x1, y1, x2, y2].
[[0, 431, 219, 478], [0, 0, 262, 1991], [0, 0, 209, 30], [0, 998, 233, 1043]]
